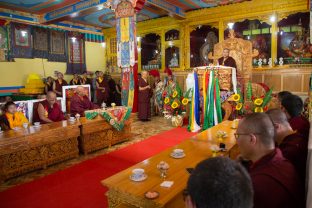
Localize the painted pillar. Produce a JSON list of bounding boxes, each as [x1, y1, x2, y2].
[[114, 0, 145, 112], [271, 13, 278, 63], [218, 20, 224, 42]]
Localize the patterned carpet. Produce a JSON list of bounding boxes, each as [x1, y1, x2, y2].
[[0, 116, 174, 192]]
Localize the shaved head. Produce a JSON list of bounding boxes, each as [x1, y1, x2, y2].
[[239, 113, 275, 147], [266, 109, 289, 125], [46, 91, 57, 105], [47, 91, 56, 98], [75, 86, 85, 96]]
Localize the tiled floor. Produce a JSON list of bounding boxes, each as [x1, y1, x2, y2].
[[0, 116, 174, 192]]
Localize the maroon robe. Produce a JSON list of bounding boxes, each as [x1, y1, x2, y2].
[[96, 78, 109, 105], [218, 56, 237, 69], [70, 94, 98, 116], [138, 77, 151, 120], [44, 83, 53, 94], [289, 116, 310, 139], [249, 148, 304, 208], [279, 133, 308, 181], [69, 78, 82, 85], [54, 79, 68, 97], [33, 100, 65, 124]]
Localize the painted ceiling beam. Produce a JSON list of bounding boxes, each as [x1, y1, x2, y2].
[[145, 0, 185, 19], [43, 0, 108, 24]]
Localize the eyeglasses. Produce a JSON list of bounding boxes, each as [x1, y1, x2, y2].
[[234, 133, 262, 140]]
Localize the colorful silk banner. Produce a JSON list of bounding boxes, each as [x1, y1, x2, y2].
[[203, 69, 223, 130], [188, 71, 201, 132]]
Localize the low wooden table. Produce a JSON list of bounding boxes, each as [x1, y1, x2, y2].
[[78, 114, 134, 155], [101, 120, 237, 208], [0, 121, 80, 182]]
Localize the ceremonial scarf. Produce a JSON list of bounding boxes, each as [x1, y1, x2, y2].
[[58, 79, 63, 85], [5, 112, 29, 129], [98, 77, 103, 83]]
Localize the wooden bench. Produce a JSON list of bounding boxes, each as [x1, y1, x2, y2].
[[0, 121, 80, 182]]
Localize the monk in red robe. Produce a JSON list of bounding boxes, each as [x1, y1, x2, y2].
[[236, 113, 305, 208], [33, 91, 65, 124], [281, 94, 310, 139], [138, 71, 151, 121], [70, 86, 98, 116], [69, 73, 81, 85], [53, 72, 68, 97], [266, 109, 308, 181], [218, 48, 237, 69], [96, 71, 109, 105]]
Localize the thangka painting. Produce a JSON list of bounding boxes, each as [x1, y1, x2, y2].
[[48, 30, 67, 62], [0, 25, 8, 61], [62, 85, 90, 113], [33, 27, 49, 58], [10, 23, 32, 58], [15, 101, 29, 120], [66, 32, 86, 74]]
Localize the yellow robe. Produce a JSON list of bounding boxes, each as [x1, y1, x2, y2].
[[5, 112, 29, 129]]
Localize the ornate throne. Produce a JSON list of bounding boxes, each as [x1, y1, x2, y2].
[[208, 29, 258, 83]]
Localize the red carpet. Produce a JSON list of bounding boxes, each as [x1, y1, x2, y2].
[[0, 127, 195, 208]]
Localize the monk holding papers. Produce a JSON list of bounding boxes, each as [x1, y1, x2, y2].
[[33, 91, 65, 124], [70, 86, 98, 116]]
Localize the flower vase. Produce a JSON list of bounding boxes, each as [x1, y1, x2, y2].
[[171, 115, 183, 127]]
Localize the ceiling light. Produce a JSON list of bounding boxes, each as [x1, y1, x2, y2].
[[270, 15, 276, 23], [101, 42, 106, 48], [227, 22, 234, 29], [71, 37, 76, 43]]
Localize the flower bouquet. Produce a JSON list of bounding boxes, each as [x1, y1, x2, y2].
[[162, 83, 191, 126], [231, 81, 273, 116]]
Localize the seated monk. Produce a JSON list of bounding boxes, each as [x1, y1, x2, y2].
[[70, 86, 98, 116], [218, 48, 237, 69], [267, 109, 308, 181], [33, 91, 65, 124], [236, 113, 304, 208], [0, 101, 29, 130], [281, 94, 310, 139]]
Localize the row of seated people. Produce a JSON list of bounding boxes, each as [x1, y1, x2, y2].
[[186, 92, 310, 208], [47, 71, 121, 106], [0, 86, 99, 130]]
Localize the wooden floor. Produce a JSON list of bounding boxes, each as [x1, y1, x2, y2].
[[0, 116, 174, 192]]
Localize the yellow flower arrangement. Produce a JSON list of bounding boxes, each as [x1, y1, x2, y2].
[[172, 90, 178, 98], [232, 93, 240, 102], [236, 103, 243, 111], [254, 98, 263, 106], [171, 101, 179, 109], [254, 107, 264, 113], [182, 98, 189, 105], [164, 97, 170, 104]]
